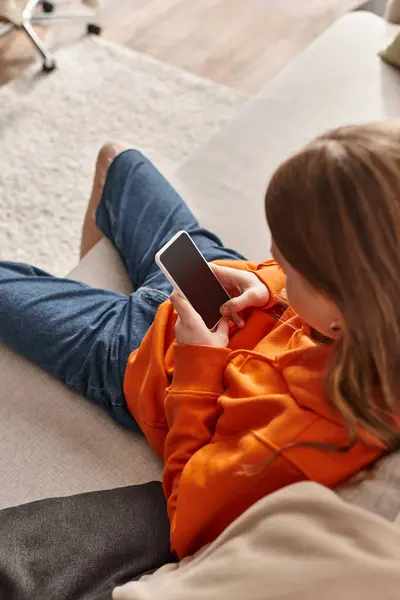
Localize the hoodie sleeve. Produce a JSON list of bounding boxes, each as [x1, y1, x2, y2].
[[162, 341, 306, 558]]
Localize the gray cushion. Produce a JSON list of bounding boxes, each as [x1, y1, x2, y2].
[[338, 451, 400, 523]]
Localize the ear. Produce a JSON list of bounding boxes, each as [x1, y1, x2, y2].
[[328, 318, 343, 339]]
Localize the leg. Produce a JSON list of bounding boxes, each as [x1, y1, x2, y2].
[[80, 142, 127, 259], [0, 151, 246, 430], [95, 149, 247, 296], [0, 262, 163, 429]]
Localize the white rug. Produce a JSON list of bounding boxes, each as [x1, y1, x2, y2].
[[0, 37, 245, 276]]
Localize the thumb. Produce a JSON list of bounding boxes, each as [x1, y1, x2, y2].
[[221, 290, 254, 315], [112, 583, 133, 599], [170, 291, 199, 323]]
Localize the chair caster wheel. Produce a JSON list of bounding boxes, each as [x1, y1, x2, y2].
[[42, 1, 54, 13], [87, 23, 102, 35], [42, 58, 56, 73]]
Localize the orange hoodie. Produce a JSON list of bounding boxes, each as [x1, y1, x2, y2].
[[123, 259, 386, 558]]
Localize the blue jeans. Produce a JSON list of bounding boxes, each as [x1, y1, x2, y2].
[[0, 151, 246, 429]]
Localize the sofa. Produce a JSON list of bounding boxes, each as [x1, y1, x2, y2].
[[1, 6, 400, 521]]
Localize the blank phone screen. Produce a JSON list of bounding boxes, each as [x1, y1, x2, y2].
[[159, 232, 230, 329]]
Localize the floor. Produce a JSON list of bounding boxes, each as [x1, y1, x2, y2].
[[1, 0, 366, 93]]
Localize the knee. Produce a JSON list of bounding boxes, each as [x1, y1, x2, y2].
[[0, 261, 41, 279], [89, 143, 131, 220], [96, 142, 128, 171]]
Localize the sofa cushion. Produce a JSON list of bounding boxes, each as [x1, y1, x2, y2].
[[0, 340, 163, 510]]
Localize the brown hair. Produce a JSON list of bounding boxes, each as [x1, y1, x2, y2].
[[265, 122, 400, 450]]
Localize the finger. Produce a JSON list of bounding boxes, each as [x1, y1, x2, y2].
[[113, 583, 136, 599], [209, 263, 225, 277], [209, 263, 233, 293], [209, 263, 244, 294], [210, 263, 242, 288], [229, 311, 245, 328], [210, 263, 244, 278], [171, 291, 204, 328], [170, 291, 200, 323], [220, 290, 255, 315], [210, 263, 254, 285]]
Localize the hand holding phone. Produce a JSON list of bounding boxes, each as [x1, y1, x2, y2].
[[155, 231, 231, 330], [209, 264, 270, 322], [170, 291, 230, 347]]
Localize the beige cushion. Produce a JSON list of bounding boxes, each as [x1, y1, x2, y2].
[[0, 343, 163, 510], [1, 11, 400, 510], [69, 237, 133, 295]]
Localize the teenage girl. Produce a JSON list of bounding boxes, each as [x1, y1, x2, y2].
[[1, 123, 397, 559]]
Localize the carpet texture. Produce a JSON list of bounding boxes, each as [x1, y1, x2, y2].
[[0, 37, 245, 276]]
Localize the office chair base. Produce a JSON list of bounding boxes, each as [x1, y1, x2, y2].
[[87, 22, 101, 35], [42, 1, 55, 13], [42, 57, 56, 72], [1, 1, 101, 73]]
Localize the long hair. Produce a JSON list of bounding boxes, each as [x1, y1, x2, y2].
[[265, 122, 400, 450]]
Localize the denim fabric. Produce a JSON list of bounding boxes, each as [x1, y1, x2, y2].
[[0, 150, 246, 428]]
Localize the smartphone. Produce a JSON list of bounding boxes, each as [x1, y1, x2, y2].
[[155, 231, 230, 330]]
